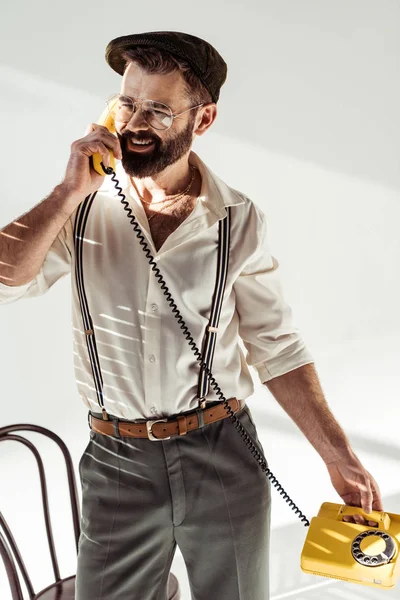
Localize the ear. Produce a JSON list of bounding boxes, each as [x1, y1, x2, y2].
[[193, 103, 217, 137]]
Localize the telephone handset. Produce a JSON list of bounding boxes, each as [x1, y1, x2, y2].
[[91, 96, 118, 176], [85, 101, 400, 590]]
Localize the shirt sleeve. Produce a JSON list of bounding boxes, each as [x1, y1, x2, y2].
[[0, 224, 72, 304], [233, 204, 314, 383]]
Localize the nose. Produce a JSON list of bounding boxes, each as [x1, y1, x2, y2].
[[125, 102, 150, 130]]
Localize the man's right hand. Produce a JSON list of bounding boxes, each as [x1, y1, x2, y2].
[[61, 124, 122, 197]]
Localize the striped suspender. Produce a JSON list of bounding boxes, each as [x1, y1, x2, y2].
[[196, 207, 232, 408], [74, 196, 232, 418], [73, 193, 107, 419]]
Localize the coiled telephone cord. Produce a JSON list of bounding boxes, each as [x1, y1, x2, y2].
[[104, 165, 310, 528]]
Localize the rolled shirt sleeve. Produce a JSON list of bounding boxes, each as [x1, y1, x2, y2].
[[0, 224, 72, 304], [233, 204, 314, 383]]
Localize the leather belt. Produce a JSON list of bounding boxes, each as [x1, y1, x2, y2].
[[90, 398, 245, 441]]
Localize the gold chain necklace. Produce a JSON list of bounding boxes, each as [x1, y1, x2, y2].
[[130, 166, 197, 222]]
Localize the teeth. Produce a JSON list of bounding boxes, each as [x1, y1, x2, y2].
[[132, 140, 153, 145]]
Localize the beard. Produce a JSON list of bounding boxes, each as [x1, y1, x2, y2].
[[117, 116, 195, 179]]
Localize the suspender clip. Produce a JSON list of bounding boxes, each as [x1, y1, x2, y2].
[[102, 407, 110, 420], [198, 397, 207, 410]]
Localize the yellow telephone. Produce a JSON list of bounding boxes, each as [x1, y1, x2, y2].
[[301, 502, 400, 589], [91, 96, 119, 176], [86, 98, 400, 592]]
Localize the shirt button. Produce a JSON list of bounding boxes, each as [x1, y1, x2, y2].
[[149, 355, 156, 363], [150, 406, 157, 414], [150, 303, 158, 312]]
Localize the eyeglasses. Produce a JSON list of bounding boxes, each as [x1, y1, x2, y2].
[[106, 93, 204, 131]]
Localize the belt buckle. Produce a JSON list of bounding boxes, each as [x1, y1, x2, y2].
[[146, 418, 170, 441]]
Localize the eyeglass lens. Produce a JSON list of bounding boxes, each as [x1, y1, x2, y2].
[[112, 95, 173, 130]]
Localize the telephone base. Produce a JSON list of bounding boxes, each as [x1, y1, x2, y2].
[[300, 502, 400, 589]]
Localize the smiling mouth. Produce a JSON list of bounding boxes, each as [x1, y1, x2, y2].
[[127, 139, 156, 153]]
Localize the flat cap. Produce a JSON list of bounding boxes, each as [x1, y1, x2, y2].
[[105, 31, 227, 103]]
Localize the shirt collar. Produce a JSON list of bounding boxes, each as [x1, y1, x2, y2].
[[108, 150, 245, 219], [189, 151, 246, 217]]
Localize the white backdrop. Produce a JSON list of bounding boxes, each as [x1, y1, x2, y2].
[[0, 1, 399, 599]]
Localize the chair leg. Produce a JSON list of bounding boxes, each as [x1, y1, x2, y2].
[[167, 572, 181, 600]]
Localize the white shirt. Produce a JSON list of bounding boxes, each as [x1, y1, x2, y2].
[[0, 151, 314, 420]]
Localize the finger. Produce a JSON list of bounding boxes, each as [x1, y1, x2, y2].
[[360, 478, 373, 514], [83, 141, 111, 168], [96, 142, 111, 168], [372, 495, 384, 512], [343, 514, 360, 524], [83, 123, 116, 143], [84, 123, 95, 136], [373, 499, 384, 512], [370, 476, 384, 512], [101, 134, 122, 160], [353, 514, 365, 524], [94, 128, 122, 159], [86, 123, 110, 135]]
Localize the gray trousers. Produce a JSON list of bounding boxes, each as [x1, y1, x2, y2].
[[75, 403, 271, 600]]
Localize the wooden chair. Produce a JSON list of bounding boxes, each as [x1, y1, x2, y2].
[[0, 423, 80, 599], [0, 423, 181, 600]]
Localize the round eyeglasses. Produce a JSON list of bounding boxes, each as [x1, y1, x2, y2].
[[106, 93, 204, 131]]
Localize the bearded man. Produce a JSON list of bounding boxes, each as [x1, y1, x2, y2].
[[0, 31, 383, 600]]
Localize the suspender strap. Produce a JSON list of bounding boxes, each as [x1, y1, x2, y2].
[[74, 193, 108, 419], [196, 207, 232, 406], [74, 195, 231, 419]]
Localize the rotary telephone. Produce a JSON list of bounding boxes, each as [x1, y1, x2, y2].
[[87, 96, 400, 590]]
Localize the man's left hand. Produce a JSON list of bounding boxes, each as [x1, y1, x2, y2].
[[325, 456, 384, 527]]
